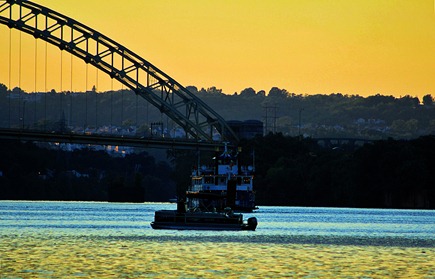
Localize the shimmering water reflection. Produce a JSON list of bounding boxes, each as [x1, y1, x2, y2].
[[0, 201, 434, 278]]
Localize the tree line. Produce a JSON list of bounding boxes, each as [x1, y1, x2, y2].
[[1, 83, 435, 139], [0, 140, 175, 202], [0, 134, 434, 209], [188, 86, 435, 139], [239, 133, 434, 209]]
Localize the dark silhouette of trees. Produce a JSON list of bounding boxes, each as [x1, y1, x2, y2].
[[0, 140, 175, 202], [1, 135, 434, 208], [268, 87, 289, 99], [0, 84, 7, 95], [238, 134, 435, 209], [239, 87, 256, 97], [423, 94, 434, 106]]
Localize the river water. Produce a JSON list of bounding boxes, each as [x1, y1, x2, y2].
[[0, 201, 434, 278]]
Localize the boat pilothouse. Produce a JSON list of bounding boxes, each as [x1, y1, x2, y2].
[[188, 143, 257, 213]]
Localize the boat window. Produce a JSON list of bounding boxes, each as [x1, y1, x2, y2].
[[204, 177, 214, 184], [237, 177, 242, 185], [243, 177, 251, 184], [193, 177, 201, 185], [219, 177, 226, 185]]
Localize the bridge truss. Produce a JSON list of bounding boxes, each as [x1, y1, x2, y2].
[[0, 0, 238, 143]]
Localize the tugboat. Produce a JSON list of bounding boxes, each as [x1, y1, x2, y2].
[[150, 144, 258, 231]]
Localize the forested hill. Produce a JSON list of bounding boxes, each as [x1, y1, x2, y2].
[[188, 86, 435, 139], [1, 83, 435, 139], [239, 134, 435, 209], [0, 140, 175, 202], [1, 135, 434, 209]]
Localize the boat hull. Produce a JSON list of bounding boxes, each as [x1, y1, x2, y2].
[[150, 210, 257, 231], [150, 222, 254, 231]]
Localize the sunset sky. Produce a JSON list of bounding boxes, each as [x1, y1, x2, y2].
[[0, 0, 434, 98]]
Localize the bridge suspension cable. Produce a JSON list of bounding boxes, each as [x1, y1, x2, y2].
[[33, 35, 37, 128], [8, 28, 11, 128], [0, 0, 238, 143]]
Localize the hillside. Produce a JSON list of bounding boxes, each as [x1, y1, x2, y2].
[[2, 83, 434, 140]]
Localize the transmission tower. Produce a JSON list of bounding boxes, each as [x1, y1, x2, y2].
[[263, 104, 278, 135]]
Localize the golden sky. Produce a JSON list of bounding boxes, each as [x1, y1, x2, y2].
[[1, 0, 434, 98]]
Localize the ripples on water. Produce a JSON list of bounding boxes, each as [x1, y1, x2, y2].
[[0, 201, 434, 278]]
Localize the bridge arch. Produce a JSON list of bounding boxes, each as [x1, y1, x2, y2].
[[0, 0, 238, 143]]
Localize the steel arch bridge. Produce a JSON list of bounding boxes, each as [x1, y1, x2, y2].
[[0, 0, 239, 144]]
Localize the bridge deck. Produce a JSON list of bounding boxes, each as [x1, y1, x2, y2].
[[0, 128, 223, 150]]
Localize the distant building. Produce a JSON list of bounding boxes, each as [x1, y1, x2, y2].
[[227, 120, 263, 140]]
